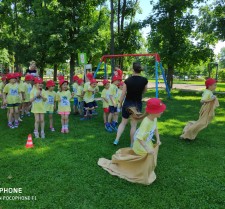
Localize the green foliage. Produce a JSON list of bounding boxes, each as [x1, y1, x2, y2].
[[218, 69, 225, 82]]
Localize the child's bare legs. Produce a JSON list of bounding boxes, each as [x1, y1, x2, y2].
[[40, 113, 45, 132], [108, 112, 113, 124], [114, 112, 119, 125], [13, 107, 19, 127], [103, 112, 107, 124], [49, 114, 54, 130], [34, 113, 40, 138], [114, 117, 128, 145], [130, 118, 138, 146], [61, 115, 65, 132], [8, 108, 14, 128], [64, 115, 69, 133]]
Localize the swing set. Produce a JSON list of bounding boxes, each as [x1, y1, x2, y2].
[[93, 53, 171, 98]]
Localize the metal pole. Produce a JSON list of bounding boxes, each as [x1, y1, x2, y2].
[[155, 61, 158, 98], [93, 62, 102, 78]]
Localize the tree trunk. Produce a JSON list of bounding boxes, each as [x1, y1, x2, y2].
[[54, 63, 58, 81], [39, 67, 44, 78], [110, 0, 115, 76], [167, 64, 174, 90], [70, 53, 75, 83]]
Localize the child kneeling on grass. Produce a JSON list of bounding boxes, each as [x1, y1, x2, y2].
[[30, 77, 47, 138], [98, 98, 166, 185], [180, 78, 219, 140], [45, 80, 56, 132], [57, 80, 74, 133]]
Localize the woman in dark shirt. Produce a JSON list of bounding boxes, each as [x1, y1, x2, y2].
[[114, 62, 148, 146]]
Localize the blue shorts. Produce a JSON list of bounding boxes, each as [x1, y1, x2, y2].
[[74, 98, 78, 106], [109, 105, 117, 113], [85, 102, 95, 109], [92, 100, 98, 108], [122, 100, 142, 119]]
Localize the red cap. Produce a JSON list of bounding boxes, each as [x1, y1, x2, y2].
[[73, 75, 79, 81], [90, 79, 98, 84], [1, 76, 6, 81], [34, 77, 43, 84], [205, 78, 217, 89], [14, 72, 22, 78], [115, 69, 123, 78], [25, 74, 33, 81], [77, 78, 84, 85], [7, 73, 17, 80], [112, 75, 122, 82], [102, 79, 110, 86], [46, 80, 55, 87], [86, 72, 93, 80], [57, 75, 64, 81], [145, 98, 166, 114], [59, 79, 69, 86]]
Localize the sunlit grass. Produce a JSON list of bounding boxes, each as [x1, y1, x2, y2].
[[0, 90, 224, 208]]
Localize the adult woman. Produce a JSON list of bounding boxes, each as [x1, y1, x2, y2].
[[113, 62, 148, 146], [26, 61, 39, 77]]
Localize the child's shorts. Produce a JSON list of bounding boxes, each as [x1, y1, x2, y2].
[[58, 111, 70, 115], [74, 98, 78, 106], [109, 105, 117, 113], [85, 102, 95, 109], [7, 103, 19, 108], [103, 107, 109, 113], [122, 100, 142, 119], [92, 100, 98, 108]]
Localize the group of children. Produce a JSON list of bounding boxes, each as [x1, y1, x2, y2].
[[0, 70, 125, 139]]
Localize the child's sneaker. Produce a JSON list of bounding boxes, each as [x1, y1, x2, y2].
[[50, 127, 55, 132], [64, 128, 69, 133], [41, 132, 45, 139], [14, 121, 19, 128], [61, 128, 65, 133], [18, 118, 23, 122], [34, 131, 39, 138], [21, 114, 24, 118], [105, 123, 113, 133], [110, 122, 117, 131], [113, 139, 119, 146], [8, 123, 14, 129]]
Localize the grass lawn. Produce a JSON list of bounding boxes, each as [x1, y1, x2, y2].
[[0, 90, 224, 209]]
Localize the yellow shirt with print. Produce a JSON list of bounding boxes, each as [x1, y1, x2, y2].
[[56, 91, 72, 112], [72, 83, 78, 98], [30, 88, 47, 113], [116, 89, 122, 105], [83, 85, 95, 103], [101, 88, 110, 108], [24, 83, 32, 102], [3, 83, 21, 104], [83, 82, 90, 92], [77, 85, 83, 102], [133, 117, 157, 156], [108, 83, 118, 106], [201, 89, 214, 102], [45, 91, 56, 112]]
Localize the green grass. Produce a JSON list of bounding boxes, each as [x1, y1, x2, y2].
[[0, 90, 225, 209]]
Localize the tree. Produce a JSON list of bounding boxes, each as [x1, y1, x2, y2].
[[146, 0, 210, 89], [219, 47, 225, 69]]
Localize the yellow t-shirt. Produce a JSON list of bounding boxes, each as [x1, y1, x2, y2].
[[83, 85, 95, 103], [56, 91, 72, 112], [108, 83, 118, 106], [101, 88, 110, 108], [201, 89, 214, 102], [45, 90, 56, 112], [24, 83, 32, 102], [18, 81, 26, 103], [77, 85, 84, 102], [116, 89, 122, 105], [72, 83, 78, 98], [30, 88, 47, 113], [3, 83, 21, 104], [133, 117, 157, 156], [83, 82, 90, 92], [0, 82, 5, 92]]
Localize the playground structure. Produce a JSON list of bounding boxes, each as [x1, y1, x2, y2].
[[93, 53, 171, 98]]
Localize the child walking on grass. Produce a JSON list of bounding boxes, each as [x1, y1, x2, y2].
[[30, 77, 47, 138], [180, 78, 219, 140], [101, 79, 112, 132], [23, 74, 33, 117], [98, 98, 166, 185], [57, 80, 74, 133], [45, 80, 56, 132]]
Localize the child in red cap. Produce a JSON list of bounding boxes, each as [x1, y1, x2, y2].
[[180, 78, 219, 140], [30, 77, 47, 138], [23, 74, 33, 116], [83, 79, 98, 119], [56, 80, 74, 133], [108, 75, 122, 131], [76, 78, 84, 120], [101, 79, 112, 132], [3, 73, 22, 128], [45, 80, 57, 131], [72, 75, 79, 115], [98, 98, 166, 185]]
